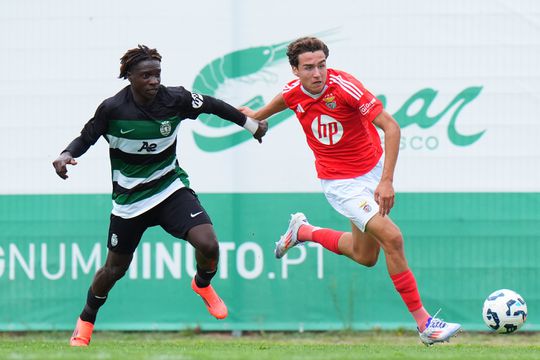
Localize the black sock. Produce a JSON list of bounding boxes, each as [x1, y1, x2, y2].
[[194, 265, 217, 288], [79, 287, 107, 324]]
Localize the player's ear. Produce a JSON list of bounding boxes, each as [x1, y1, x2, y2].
[[292, 66, 299, 77], [127, 72, 133, 82]]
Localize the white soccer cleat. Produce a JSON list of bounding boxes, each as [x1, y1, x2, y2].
[[418, 310, 461, 346], [274, 212, 309, 259]]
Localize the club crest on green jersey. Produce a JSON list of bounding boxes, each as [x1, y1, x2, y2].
[[160, 121, 172, 136]]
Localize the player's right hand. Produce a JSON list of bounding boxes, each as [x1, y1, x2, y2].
[[52, 152, 78, 180]]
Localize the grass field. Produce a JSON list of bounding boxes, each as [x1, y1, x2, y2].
[[0, 330, 539, 360]]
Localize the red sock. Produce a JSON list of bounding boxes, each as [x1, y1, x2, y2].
[[391, 269, 422, 312], [298, 224, 343, 254], [391, 269, 430, 329]]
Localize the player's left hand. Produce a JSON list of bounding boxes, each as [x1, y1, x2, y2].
[[253, 120, 268, 143], [374, 179, 395, 216]]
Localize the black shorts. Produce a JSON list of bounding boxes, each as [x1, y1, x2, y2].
[[107, 187, 212, 253]]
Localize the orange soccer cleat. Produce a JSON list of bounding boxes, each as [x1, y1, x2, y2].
[[191, 278, 228, 320], [70, 317, 94, 346]]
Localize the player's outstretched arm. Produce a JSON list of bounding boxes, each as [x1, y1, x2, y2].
[[198, 94, 269, 143], [238, 93, 288, 121], [52, 151, 78, 180]]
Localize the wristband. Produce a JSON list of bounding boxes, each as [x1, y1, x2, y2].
[[243, 117, 259, 135]]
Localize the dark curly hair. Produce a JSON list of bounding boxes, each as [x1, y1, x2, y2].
[[119, 45, 162, 79]]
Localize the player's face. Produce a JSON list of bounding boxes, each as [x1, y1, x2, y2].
[[128, 60, 161, 105], [292, 50, 327, 95]]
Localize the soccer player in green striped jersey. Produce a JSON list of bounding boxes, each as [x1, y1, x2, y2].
[[52, 45, 267, 347]]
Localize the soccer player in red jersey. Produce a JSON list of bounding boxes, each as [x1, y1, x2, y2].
[[239, 37, 461, 345]]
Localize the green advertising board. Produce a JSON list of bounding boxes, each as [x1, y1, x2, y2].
[[1, 193, 538, 331]]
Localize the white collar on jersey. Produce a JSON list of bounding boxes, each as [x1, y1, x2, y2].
[[300, 84, 328, 99]]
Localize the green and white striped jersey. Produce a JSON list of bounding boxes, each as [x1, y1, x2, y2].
[[65, 85, 247, 218], [106, 113, 187, 218]]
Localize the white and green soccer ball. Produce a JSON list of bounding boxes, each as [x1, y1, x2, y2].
[[482, 289, 527, 333]]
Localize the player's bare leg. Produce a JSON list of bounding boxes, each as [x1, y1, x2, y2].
[[277, 214, 381, 267], [71, 251, 133, 346], [276, 214, 380, 265], [92, 251, 133, 295], [187, 224, 228, 319], [364, 215, 408, 274], [336, 222, 381, 267]]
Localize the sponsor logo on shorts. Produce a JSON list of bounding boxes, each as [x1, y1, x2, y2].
[[110, 233, 118, 247]]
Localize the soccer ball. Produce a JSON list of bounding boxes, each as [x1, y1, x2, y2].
[[482, 289, 527, 333]]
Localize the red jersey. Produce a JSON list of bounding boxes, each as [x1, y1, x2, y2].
[[282, 68, 383, 179]]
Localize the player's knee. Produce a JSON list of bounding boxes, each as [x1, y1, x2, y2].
[[197, 237, 219, 260], [104, 264, 129, 282], [362, 254, 379, 267], [354, 250, 379, 267], [385, 232, 404, 255], [188, 224, 219, 260]]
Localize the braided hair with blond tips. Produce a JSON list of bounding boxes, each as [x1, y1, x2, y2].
[[119, 45, 162, 79]]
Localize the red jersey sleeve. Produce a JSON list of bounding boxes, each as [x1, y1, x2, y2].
[[333, 70, 383, 123], [281, 79, 301, 109]]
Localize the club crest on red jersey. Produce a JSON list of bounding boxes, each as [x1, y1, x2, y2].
[[323, 94, 337, 110]]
